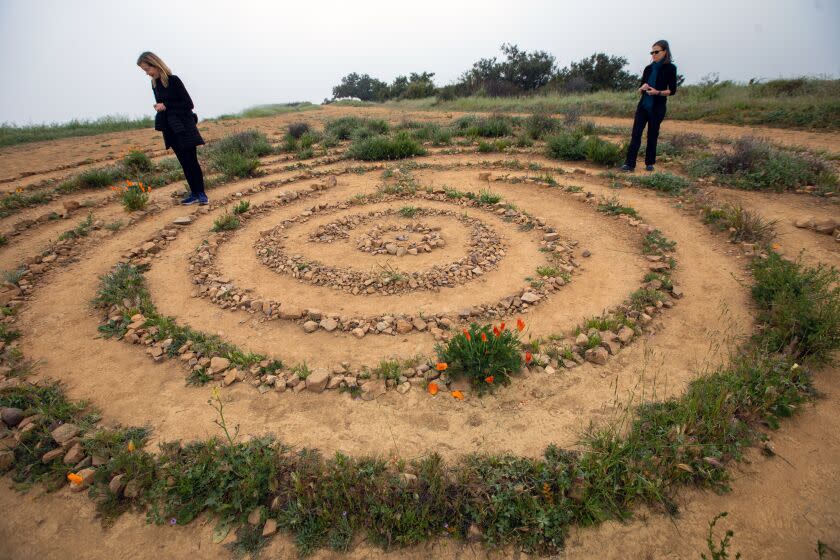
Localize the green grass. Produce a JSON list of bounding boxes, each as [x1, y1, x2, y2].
[[232, 200, 250, 215], [398, 205, 418, 218], [0, 115, 154, 147], [477, 189, 502, 204], [702, 203, 777, 245], [384, 79, 840, 130], [121, 184, 149, 212], [347, 132, 426, 161], [628, 172, 691, 195], [58, 213, 95, 240], [597, 197, 638, 218], [216, 102, 320, 120], [211, 213, 240, 232]]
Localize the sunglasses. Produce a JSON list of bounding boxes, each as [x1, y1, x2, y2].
[[650, 50, 664, 55]]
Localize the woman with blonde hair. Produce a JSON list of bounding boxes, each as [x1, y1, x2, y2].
[[137, 51, 208, 205]]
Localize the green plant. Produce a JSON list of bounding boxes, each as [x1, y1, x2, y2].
[[597, 197, 638, 218], [478, 189, 502, 204], [398, 205, 418, 218], [583, 136, 623, 166], [287, 122, 310, 139], [642, 230, 676, 255], [206, 130, 271, 179], [104, 220, 124, 232], [630, 288, 667, 310], [435, 322, 524, 392], [536, 266, 560, 277], [291, 362, 311, 380], [629, 172, 691, 195], [347, 132, 426, 160], [211, 213, 240, 232], [232, 200, 250, 215], [123, 150, 152, 172], [701, 512, 741, 559], [546, 131, 587, 161], [58, 212, 95, 240], [298, 147, 314, 159], [702, 204, 777, 244], [121, 183, 149, 212]]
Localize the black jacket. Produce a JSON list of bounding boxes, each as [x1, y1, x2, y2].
[[637, 63, 678, 110], [152, 75, 204, 150]]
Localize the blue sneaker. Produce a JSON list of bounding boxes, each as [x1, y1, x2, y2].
[[181, 195, 198, 205], [645, 165, 655, 172], [198, 194, 209, 205]]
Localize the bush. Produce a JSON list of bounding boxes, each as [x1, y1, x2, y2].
[[121, 182, 149, 211], [702, 203, 776, 244], [298, 147, 314, 159], [211, 212, 241, 232], [346, 132, 426, 160], [123, 151, 152, 172], [583, 136, 622, 166], [524, 113, 558, 139], [232, 200, 250, 215], [206, 130, 271, 179], [435, 322, 524, 392], [628, 172, 691, 195], [78, 167, 123, 189], [324, 117, 388, 140], [751, 252, 840, 363], [287, 122, 310, 139], [545, 131, 587, 161], [212, 152, 259, 179]]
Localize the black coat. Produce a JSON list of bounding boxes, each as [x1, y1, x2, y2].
[[152, 75, 205, 150], [637, 63, 678, 110]]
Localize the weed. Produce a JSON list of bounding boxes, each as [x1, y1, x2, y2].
[[291, 362, 311, 380], [546, 131, 587, 161], [478, 189, 502, 204], [398, 205, 418, 218], [105, 220, 124, 232], [211, 213, 241, 232], [435, 322, 524, 392], [583, 136, 623, 166], [232, 200, 251, 215], [123, 151, 152, 172], [288, 122, 310, 139], [597, 197, 638, 218], [702, 203, 777, 244], [642, 230, 676, 255], [58, 212, 95, 240], [348, 132, 426, 161], [537, 266, 560, 277], [701, 512, 741, 560], [629, 172, 691, 195]]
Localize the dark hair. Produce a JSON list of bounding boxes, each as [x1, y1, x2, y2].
[[653, 40, 673, 64]]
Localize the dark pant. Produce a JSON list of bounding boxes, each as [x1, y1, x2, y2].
[[624, 104, 666, 168], [173, 145, 206, 196]]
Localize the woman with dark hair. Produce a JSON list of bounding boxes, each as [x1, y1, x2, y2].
[[621, 40, 678, 172], [136, 51, 208, 205]]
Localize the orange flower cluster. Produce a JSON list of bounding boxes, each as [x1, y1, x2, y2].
[[110, 180, 151, 193], [525, 351, 533, 364], [67, 472, 83, 484], [427, 382, 439, 395], [451, 390, 464, 401], [435, 362, 448, 371]]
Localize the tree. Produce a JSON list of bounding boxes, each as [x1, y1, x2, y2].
[[331, 73, 389, 101], [458, 43, 556, 96], [555, 53, 637, 92]]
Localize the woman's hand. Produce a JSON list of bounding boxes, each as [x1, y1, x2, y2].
[[639, 84, 651, 93], [154, 103, 166, 112], [645, 88, 660, 96]]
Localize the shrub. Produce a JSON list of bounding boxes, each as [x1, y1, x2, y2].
[[212, 212, 240, 232], [629, 172, 691, 195], [477, 140, 494, 153], [642, 230, 676, 255], [545, 131, 586, 161], [702, 203, 777, 244], [325, 117, 388, 140], [123, 150, 153, 172], [524, 113, 558, 139], [597, 197, 638, 217], [297, 147, 314, 159], [206, 130, 271, 179], [347, 132, 426, 161], [435, 322, 524, 392], [478, 189, 502, 204], [287, 122, 310, 139], [212, 152, 259, 179], [398, 205, 418, 218], [432, 128, 453, 146], [121, 183, 149, 211], [232, 200, 250, 215], [78, 167, 123, 189], [751, 252, 840, 363], [583, 136, 622, 166]]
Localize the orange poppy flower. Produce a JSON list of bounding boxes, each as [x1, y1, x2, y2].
[[481, 332, 488, 342], [67, 472, 83, 484], [525, 351, 533, 364], [427, 382, 439, 395], [517, 319, 525, 332], [463, 330, 471, 341], [435, 362, 448, 371], [493, 326, 500, 337], [127, 440, 136, 452], [485, 376, 494, 384], [451, 390, 464, 400], [499, 322, 506, 331]]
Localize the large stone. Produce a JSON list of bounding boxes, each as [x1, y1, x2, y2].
[[278, 305, 304, 320], [42, 447, 65, 463], [0, 450, 13, 470], [520, 292, 540, 303], [395, 320, 413, 334], [173, 216, 193, 226], [813, 218, 837, 234], [1, 407, 23, 427], [602, 340, 621, 355], [109, 474, 127, 496], [574, 333, 589, 346], [123, 478, 141, 498], [320, 318, 338, 332], [412, 318, 427, 331], [306, 368, 331, 393], [63, 442, 86, 465], [617, 326, 634, 344], [584, 347, 609, 365], [51, 423, 80, 445], [303, 320, 319, 333], [69, 467, 96, 492], [543, 232, 559, 242], [209, 356, 231, 374], [361, 379, 387, 401]]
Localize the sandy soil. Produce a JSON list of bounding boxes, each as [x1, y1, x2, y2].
[[1, 105, 839, 559]]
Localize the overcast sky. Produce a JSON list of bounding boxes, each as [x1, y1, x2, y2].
[[1, 0, 838, 125]]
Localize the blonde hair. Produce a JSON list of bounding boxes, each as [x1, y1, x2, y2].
[[136, 51, 172, 87]]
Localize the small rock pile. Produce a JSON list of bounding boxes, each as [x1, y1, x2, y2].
[[794, 216, 840, 241]]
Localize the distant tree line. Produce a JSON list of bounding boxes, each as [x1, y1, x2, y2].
[[327, 43, 685, 102]]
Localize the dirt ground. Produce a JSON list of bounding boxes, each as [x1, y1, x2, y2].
[[1, 105, 839, 559]]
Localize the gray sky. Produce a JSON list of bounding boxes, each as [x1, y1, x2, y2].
[[1, 0, 838, 125]]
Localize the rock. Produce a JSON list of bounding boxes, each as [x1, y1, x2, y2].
[[109, 474, 126, 496], [63, 442, 86, 465], [42, 447, 65, 463], [361, 379, 387, 401], [670, 286, 683, 299], [0, 450, 13, 470], [303, 320, 319, 333], [584, 347, 608, 365], [395, 320, 413, 334], [582, 249, 591, 257], [69, 467, 96, 492], [396, 382, 411, 394], [173, 216, 193, 226], [412, 318, 427, 331], [794, 217, 814, 229], [813, 218, 837, 234], [467, 524, 483, 543], [209, 356, 231, 374], [520, 292, 540, 304], [278, 305, 304, 320], [543, 232, 559, 242], [262, 519, 278, 537], [306, 368, 330, 393], [351, 327, 366, 338], [1, 407, 23, 427], [123, 478, 141, 498], [223, 371, 237, 386], [51, 423, 80, 445], [617, 326, 634, 344], [574, 333, 589, 346], [320, 318, 338, 332], [248, 507, 263, 526], [545, 365, 556, 375], [602, 340, 621, 355]]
